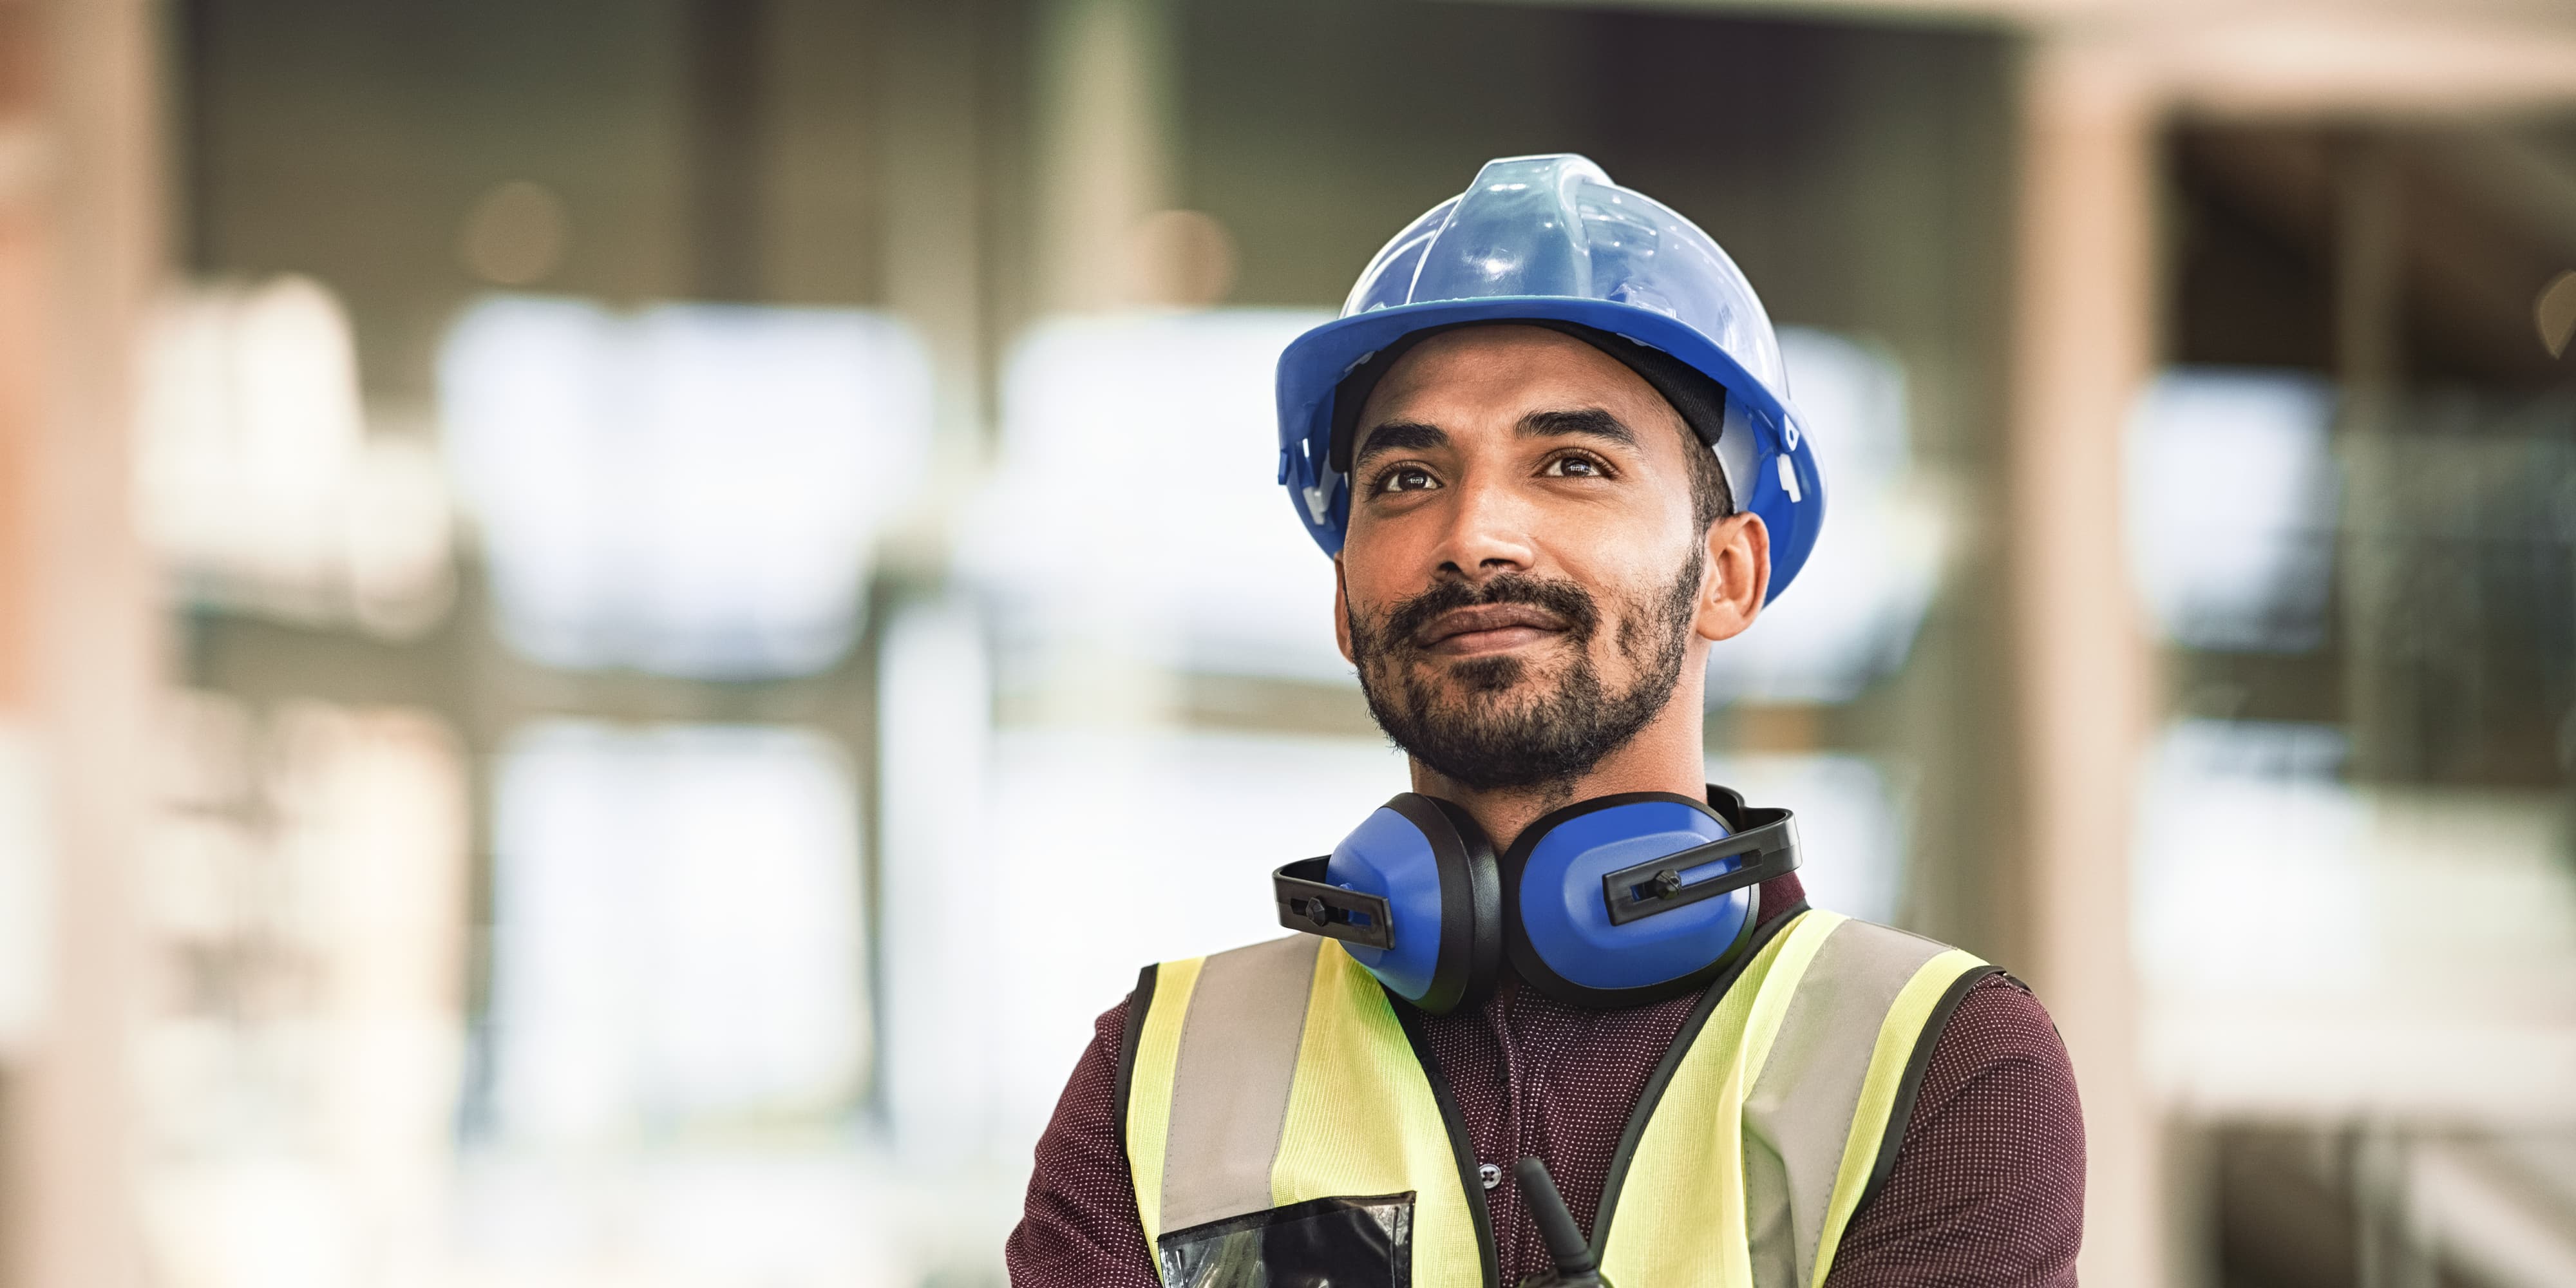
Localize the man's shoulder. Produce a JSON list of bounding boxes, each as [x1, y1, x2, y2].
[[1927, 971, 2070, 1078], [1829, 967, 2083, 1282]]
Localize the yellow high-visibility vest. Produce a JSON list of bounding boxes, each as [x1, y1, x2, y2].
[[1119, 909, 1996, 1288]]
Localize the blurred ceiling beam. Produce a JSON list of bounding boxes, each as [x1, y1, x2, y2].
[[876, 0, 1000, 516], [1032, 0, 1175, 314], [1482, 0, 2576, 114]]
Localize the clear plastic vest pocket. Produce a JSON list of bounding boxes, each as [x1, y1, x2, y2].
[[1154, 1192, 1416, 1288]]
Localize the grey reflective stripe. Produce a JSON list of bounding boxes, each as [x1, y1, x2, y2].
[[1741, 919, 1955, 1288], [1158, 934, 1321, 1235]]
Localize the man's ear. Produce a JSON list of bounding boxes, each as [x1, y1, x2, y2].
[[1334, 555, 1358, 665], [1695, 511, 1771, 644]]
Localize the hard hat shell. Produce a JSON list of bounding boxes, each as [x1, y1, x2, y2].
[[1275, 153, 1823, 603]]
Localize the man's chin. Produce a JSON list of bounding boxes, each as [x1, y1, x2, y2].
[[1393, 656, 1569, 709]]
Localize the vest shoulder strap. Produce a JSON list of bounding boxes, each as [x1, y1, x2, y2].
[[1743, 917, 1997, 1288], [1121, 934, 1321, 1239], [1597, 911, 1994, 1288], [1121, 935, 1490, 1287]]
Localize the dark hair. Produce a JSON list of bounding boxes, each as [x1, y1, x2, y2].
[[1680, 417, 1732, 532]]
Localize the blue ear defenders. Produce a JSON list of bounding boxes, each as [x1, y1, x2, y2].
[[1273, 787, 1801, 1014]]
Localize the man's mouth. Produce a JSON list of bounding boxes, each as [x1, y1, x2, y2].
[[1412, 603, 1571, 657]]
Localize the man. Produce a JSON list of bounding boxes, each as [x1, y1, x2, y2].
[[1009, 155, 2081, 1287]]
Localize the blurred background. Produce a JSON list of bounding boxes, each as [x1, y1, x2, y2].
[[2, 0, 2575, 1285]]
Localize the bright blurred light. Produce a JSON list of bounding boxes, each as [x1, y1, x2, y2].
[[450, 1148, 956, 1288], [958, 310, 1344, 683], [2136, 719, 2576, 1120], [2125, 368, 2340, 652], [1705, 752, 1904, 925], [1707, 328, 1941, 703], [482, 722, 867, 1146], [135, 275, 456, 636], [978, 728, 1405, 1142], [440, 298, 932, 679], [2132, 719, 2374, 993], [137, 696, 469, 1288], [875, 596, 999, 1162]]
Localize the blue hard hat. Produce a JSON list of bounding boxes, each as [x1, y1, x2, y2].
[[1274, 153, 1823, 603]]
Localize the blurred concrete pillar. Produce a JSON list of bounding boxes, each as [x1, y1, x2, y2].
[[1032, 0, 1173, 314], [2006, 36, 2163, 1288], [2332, 138, 2405, 785], [686, 0, 770, 301], [878, 0, 993, 474], [1017, 0, 1188, 725], [0, 1, 163, 1286]]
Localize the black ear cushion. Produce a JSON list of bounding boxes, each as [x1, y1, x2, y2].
[[1383, 793, 1502, 1016]]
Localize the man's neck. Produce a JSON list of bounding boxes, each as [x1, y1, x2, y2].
[[1407, 695, 1709, 852]]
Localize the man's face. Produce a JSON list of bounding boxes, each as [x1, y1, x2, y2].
[[1334, 325, 1756, 793]]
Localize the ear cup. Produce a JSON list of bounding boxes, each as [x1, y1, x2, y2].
[[1501, 791, 1760, 1009], [1323, 793, 1501, 1015]]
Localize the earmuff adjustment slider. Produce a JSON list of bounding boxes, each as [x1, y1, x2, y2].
[[1599, 811, 1800, 927], [1273, 856, 1396, 951]]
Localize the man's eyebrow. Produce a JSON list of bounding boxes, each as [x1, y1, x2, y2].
[[1350, 419, 1449, 469], [1519, 407, 1640, 448]]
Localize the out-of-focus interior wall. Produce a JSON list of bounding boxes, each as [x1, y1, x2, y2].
[[3, 1, 2575, 1285]]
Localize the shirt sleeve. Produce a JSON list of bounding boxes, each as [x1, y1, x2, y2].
[[1005, 996, 1163, 1288], [1824, 973, 2087, 1287]]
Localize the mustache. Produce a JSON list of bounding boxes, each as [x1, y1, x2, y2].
[[1372, 573, 1602, 652]]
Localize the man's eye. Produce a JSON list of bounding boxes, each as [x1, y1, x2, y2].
[[1547, 454, 1605, 478], [1377, 466, 1440, 494]]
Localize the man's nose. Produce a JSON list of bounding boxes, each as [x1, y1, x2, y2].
[[1430, 474, 1537, 580]]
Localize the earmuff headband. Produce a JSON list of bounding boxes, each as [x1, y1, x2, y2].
[[1600, 809, 1799, 927], [1271, 787, 1792, 1015]]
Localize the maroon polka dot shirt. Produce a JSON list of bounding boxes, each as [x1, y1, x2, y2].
[[1006, 873, 2085, 1285]]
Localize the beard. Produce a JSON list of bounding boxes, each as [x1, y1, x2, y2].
[[1345, 546, 1705, 793]]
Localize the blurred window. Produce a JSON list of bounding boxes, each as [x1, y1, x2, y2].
[[138, 694, 469, 1287], [440, 298, 931, 679], [2133, 717, 2576, 1120], [967, 727, 1403, 1140], [2131, 719, 2374, 994], [1706, 328, 1938, 703], [2134, 717, 2576, 999], [2123, 368, 2340, 653], [958, 310, 1348, 684], [480, 721, 867, 1144], [135, 276, 456, 636]]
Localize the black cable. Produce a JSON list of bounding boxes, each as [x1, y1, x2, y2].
[[1514, 1156, 1611, 1287]]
